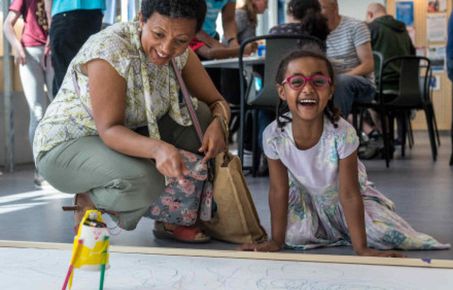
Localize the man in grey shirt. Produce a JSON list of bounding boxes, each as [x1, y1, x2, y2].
[[319, 0, 375, 117]]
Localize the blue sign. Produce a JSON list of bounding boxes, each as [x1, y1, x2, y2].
[[396, 1, 414, 27]]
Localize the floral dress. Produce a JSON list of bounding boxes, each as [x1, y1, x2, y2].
[[262, 116, 450, 250]]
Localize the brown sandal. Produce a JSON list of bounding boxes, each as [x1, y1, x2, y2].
[[62, 193, 96, 233]]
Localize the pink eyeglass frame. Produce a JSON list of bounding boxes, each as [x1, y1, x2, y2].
[[281, 74, 332, 90]]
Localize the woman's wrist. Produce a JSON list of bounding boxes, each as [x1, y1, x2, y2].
[[212, 115, 229, 142], [209, 100, 230, 141], [226, 36, 236, 45], [209, 100, 231, 122]]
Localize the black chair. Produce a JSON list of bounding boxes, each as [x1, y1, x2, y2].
[[237, 34, 324, 175], [352, 51, 383, 139], [353, 55, 438, 167]]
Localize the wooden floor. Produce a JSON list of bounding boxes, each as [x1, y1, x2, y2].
[[0, 131, 452, 260]]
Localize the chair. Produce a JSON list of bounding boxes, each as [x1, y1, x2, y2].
[[237, 34, 325, 175], [353, 55, 438, 167], [352, 51, 383, 139]]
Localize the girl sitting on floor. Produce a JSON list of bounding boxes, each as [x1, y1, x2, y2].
[[241, 50, 450, 256]]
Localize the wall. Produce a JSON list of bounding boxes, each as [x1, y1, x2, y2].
[[339, 0, 386, 20], [1, 13, 32, 166], [387, 0, 452, 130]]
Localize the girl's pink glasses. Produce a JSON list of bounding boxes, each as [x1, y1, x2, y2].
[[281, 74, 332, 91]]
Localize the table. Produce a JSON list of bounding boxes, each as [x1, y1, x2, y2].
[[201, 55, 264, 69], [202, 56, 265, 173]]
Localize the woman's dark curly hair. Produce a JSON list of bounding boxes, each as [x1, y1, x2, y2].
[[287, 0, 330, 41], [141, 0, 206, 32], [275, 50, 341, 129]]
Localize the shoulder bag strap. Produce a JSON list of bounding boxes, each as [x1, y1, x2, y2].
[[170, 59, 204, 144]]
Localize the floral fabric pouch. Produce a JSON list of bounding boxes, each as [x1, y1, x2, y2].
[[148, 150, 213, 226]]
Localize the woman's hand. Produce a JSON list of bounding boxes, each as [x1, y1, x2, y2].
[[244, 42, 258, 56], [356, 247, 405, 258], [240, 240, 282, 252], [41, 37, 52, 70], [154, 142, 189, 182], [14, 45, 26, 65], [199, 118, 226, 163]]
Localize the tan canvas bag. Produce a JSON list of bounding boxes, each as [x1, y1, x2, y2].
[[171, 59, 267, 244]]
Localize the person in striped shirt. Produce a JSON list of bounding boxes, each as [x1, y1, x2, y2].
[[319, 0, 375, 118]]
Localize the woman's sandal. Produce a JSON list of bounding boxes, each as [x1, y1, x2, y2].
[[153, 221, 211, 243], [62, 193, 96, 233]]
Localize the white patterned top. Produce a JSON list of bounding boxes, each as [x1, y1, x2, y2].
[[263, 116, 368, 195], [33, 22, 196, 160]]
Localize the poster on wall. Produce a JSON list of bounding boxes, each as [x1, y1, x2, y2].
[[416, 47, 426, 57], [427, 0, 447, 13], [427, 45, 446, 71], [396, 1, 414, 26], [429, 74, 441, 91], [427, 14, 447, 42]]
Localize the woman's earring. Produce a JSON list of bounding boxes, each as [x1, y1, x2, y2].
[[138, 26, 142, 33]]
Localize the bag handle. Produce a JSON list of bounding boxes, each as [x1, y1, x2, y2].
[[170, 59, 230, 157], [171, 59, 204, 144]]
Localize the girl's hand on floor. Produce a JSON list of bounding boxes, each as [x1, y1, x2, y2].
[[239, 240, 282, 252], [356, 247, 405, 258]]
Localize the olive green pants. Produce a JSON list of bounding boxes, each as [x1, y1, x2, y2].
[[36, 103, 211, 230]]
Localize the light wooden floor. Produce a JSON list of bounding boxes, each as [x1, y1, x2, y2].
[[0, 132, 452, 260]]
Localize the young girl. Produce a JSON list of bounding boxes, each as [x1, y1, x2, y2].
[[241, 50, 450, 256]]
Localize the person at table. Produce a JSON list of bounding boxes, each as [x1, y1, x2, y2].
[[189, 36, 256, 60], [269, 0, 329, 50], [195, 0, 239, 92], [362, 2, 415, 159], [236, 0, 268, 44], [197, 0, 239, 50], [223, 0, 267, 103], [33, 0, 230, 242], [319, 0, 375, 118]]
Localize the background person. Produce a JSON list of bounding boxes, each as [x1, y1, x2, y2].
[[44, 0, 105, 96], [3, 0, 53, 188], [319, 0, 375, 118], [364, 2, 416, 156], [269, 0, 329, 47], [195, 0, 239, 94], [235, 0, 268, 44]]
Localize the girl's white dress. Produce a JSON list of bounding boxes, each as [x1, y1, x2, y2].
[[262, 116, 449, 250]]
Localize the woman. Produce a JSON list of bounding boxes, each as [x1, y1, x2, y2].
[[236, 0, 268, 44], [269, 0, 329, 47], [33, 0, 230, 242], [3, 0, 53, 188]]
